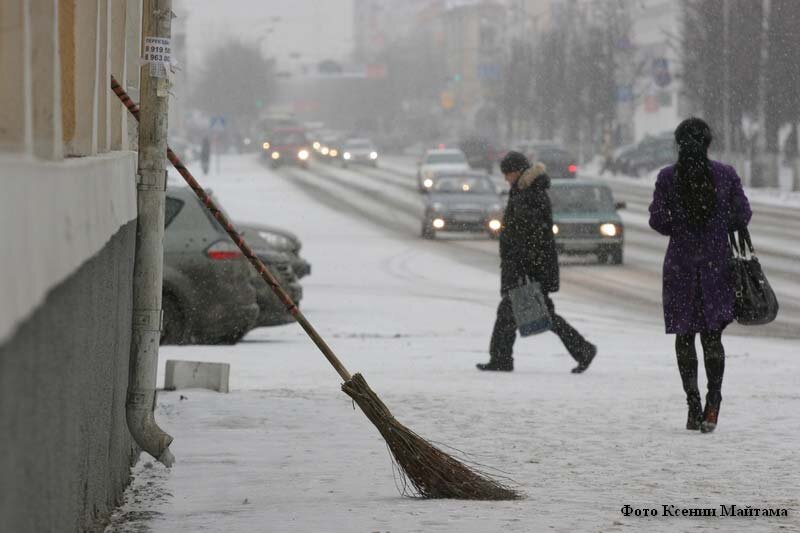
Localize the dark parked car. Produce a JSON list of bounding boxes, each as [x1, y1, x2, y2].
[[163, 186, 260, 344], [614, 132, 675, 176], [420, 171, 504, 239], [238, 223, 311, 279], [519, 141, 578, 180], [549, 180, 626, 264], [237, 223, 308, 327], [246, 246, 303, 327]]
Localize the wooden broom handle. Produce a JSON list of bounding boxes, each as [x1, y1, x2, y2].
[[111, 75, 352, 382]]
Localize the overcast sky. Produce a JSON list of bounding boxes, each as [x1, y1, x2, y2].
[[177, 0, 354, 73]]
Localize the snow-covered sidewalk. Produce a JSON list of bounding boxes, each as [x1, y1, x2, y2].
[[108, 155, 799, 532]]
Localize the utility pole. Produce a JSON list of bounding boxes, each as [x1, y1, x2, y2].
[[722, 0, 731, 161], [795, 122, 800, 191], [127, 0, 175, 466], [752, 0, 772, 188]]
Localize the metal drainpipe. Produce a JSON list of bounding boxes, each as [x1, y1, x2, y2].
[[126, 0, 174, 467]]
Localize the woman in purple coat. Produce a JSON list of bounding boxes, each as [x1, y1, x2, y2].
[[649, 118, 751, 433]]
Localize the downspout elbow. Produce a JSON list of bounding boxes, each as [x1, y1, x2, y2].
[[127, 316, 175, 467], [126, 389, 175, 467]]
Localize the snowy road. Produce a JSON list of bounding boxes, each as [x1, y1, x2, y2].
[[108, 154, 800, 533]]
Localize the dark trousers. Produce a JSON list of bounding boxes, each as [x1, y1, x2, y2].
[[489, 293, 588, 363], [675, 332, 725, 408]]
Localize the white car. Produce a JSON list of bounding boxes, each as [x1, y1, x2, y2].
[[417, 148, 471, 191], [341, 138, 379, 167]]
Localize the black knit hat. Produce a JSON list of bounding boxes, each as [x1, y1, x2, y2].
[[500, 151, 530, 174]]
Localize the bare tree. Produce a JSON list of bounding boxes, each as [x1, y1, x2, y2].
[[192, 40, 276, 134]]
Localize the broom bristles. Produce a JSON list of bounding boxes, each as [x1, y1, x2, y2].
[[342, 373, 522, 500]]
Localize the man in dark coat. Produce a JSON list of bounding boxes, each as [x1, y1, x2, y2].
[[477, 151, 597, 373]]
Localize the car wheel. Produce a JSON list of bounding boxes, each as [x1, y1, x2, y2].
[[217, 329, 247, 345], [161, 293, 187, 345], [597, 251, 609, 264], [610, 246, 624, 265], [421, 224, 436, 240]]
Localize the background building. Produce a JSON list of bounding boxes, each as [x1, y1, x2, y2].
[[628, 0, 682, 140]]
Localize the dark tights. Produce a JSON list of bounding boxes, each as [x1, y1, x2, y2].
[[675, 332, 725, 408]]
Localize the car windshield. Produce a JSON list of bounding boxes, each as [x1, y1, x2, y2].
[[426, 153, 466, 164], [274, 132, 307, 145], [536, 148, 573, 161], [432, 176, 495, 194], [550, 186, 614, 213], [345, 140, 372, 149]]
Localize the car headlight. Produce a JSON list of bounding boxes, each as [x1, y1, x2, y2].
[[600, 223, 618, 237], [488, 219, 502, 231], [258, 231, 290, 249], [552, 224, 559, 235], [298, 149, 309, 160], [271, 151, 280, 160], [432, 218, 445, 229], [423, 178, 434, 188], [321, 146, 329, 155], [313, 141, 321, 150], [343, 152, 351, 160], [262, 142, 270, 150], [370, 151, 378, 160], [330, 149, 338, 157]]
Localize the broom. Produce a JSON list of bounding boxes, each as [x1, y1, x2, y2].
[[111, 76, 520, 500]]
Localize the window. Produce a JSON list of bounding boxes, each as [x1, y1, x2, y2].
[[426, 152, 467, 165], [433, 176, 496, 194], [345, 139, 373, 149], [550, 186, 614, 214], [164, 197, 184, 228]]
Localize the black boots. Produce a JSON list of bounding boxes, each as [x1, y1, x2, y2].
[[476, 358, 513, 372], [686, 393, 703, 430], [570, 343, 597, 374]]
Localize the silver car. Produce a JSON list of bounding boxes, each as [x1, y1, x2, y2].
[[420, 171, 504, 239]]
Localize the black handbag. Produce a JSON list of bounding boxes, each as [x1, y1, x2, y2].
[[728, 228, 779, 325]]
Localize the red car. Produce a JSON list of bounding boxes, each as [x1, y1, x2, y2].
[[262, 127, 311, 169]]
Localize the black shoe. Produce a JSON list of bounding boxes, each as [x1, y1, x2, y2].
[[570, 343, 597, 374], [686, 396, 703, 431], [476, 360, 513, 372]]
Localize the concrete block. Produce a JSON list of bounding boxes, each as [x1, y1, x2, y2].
[[164, 360, 230, 393]]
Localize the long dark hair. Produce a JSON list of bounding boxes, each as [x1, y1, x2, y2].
[[674, 117, 715, 227]]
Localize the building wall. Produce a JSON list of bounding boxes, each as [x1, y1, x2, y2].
[[0, 1, 143, 531], [0, 155, 138, 533]]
